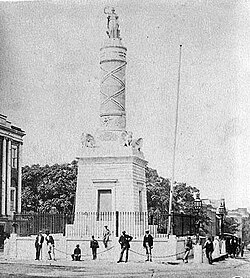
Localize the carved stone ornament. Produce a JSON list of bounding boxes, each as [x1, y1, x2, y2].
[[81, 133, 96, 148], [120, 131, 133, 147], [131, 138, 143, 151]]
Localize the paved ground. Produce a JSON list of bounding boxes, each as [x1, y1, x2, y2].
[[0, 250, 249, 277]]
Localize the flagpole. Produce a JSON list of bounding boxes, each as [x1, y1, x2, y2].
[[167, 44, 182, 236]]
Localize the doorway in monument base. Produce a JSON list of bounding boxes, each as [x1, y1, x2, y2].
[[97, 189, 112, 213], [96, 189, 112, 222]]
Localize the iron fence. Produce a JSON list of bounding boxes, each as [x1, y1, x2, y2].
[[15, 211, 196, 238]]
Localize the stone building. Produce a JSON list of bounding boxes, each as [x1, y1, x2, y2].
[[0, 114, 25, 234]]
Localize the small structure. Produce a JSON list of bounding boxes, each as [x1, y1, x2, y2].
[[0, 114, 25, 245]]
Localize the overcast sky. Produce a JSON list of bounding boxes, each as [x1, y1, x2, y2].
[[0, 0, 249, 210]]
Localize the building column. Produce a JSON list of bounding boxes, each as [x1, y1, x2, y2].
[[17, 144, 22, 213], [1, 137, 6, 215], [6, 139, 12, 216]]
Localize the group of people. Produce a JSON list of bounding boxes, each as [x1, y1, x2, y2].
[[35, 230, 55, 261], [182, 235, 246, 265], [37, 228, 243, 264], [71, 227, 154, 263]]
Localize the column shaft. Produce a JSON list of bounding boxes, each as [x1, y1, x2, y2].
[[17, 144, 22, 213], [1, 137, 6, 215], [6, 140, 12, 216]]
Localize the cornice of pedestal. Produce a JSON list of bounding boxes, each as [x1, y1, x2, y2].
[[76, 154, 147, 168]]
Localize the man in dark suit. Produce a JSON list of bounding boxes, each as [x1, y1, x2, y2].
[[117, 231, 133, 263], [143, 229, 153, 261], [35, 231, 44, 260]]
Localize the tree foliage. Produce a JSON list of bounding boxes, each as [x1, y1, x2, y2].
[[223, 216, 239, 234], [22, 161, 77, 213], [242, 216, 250, 245], [146, 167, 199, 214]]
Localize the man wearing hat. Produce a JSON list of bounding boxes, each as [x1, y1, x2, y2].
[[35, 231, 44, 260], [71, 244, 81, 261], [117, 231, 133, 263], [103, 225, 111, 248], [143, 229, 153, 262]]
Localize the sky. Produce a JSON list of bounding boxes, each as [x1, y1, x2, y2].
[[0, 0, 249, 210]]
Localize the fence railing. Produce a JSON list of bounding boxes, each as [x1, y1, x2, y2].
[[15, 211, 196, 238]]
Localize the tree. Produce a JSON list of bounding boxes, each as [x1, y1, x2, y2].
[[223, 217, 239, 234], [22, 160, 77, 213], [146, 167, 200, 214], [242, 216, 250, 245]]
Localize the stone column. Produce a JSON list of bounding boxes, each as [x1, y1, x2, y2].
[[17, 143, 22, 213], [6, 139, 12, 216], [1, 137, 6, 215], [100, 8, 127, 131]]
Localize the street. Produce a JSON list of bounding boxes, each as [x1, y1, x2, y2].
[[0, 251, 249, 277]]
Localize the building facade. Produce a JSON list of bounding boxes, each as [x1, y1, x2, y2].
[[0, 114, 25, 220]]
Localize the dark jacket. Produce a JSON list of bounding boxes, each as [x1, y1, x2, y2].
[[73, 247, 81, 255], [119, 233, 133, 249], [203, 240, 214, 252], [90, 239, 99, 249], [35, 235, 44, 247], [185, 239, 193, 251], [45, 235, 54, 245], [143, 234, 153, 248]]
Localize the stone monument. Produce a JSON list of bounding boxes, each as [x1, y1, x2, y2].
[[74, 8, 147, 219]]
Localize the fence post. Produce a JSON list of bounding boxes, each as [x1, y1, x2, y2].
[[115, 211, 119, 237]]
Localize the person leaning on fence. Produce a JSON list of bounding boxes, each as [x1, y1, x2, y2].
[[183, 236, 193, 263], [90, 236, 99, 260], [71, 244, 81, 261], [35, 231, 44, 260], [143, 229, 153, 262], [103, 225, 111, 248], [45, 231, 56, 261], [203, 236, 214, 264], [117, 231, 133, 263]]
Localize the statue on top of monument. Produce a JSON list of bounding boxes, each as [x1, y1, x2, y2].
[[104, 7, 120, 39]]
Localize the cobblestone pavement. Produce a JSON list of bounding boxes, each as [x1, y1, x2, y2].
[[0, 251, 249, 277]]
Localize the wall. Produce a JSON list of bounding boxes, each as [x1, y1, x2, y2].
[[4, 234, 185, 262]]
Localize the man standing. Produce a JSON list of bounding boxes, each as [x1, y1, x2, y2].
[[117, 231, 133, 263], [90, 235, 99, 260], [203, 237, 214, 264], [143, 230, 153, 262], [103, 226, 111, 248], [35, 231, 44, 260], [183, 236, 193, 263], [45, 231, 55, 261]]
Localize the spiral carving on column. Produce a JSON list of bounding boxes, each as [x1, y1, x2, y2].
[[100, 61, 126, 112]]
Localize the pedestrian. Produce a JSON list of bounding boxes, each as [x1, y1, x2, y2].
[[35, 231, 44, 260], [240, 241, 244, 257], [71, 244, 81, 261], [231, 237, 237, 258], [45, 231, 55, 261], [143, 229, 153, 262], [117, 231, 133, 263], [203, 237, 214, 264], [183, 236, 193, 263], [90, 235, 99, 260], [103, 225, 111, 248]]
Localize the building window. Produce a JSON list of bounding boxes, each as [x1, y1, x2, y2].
[[10, 188, 16, 211], [139, 190, 142, 212], [11, 145, 18, 169]]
